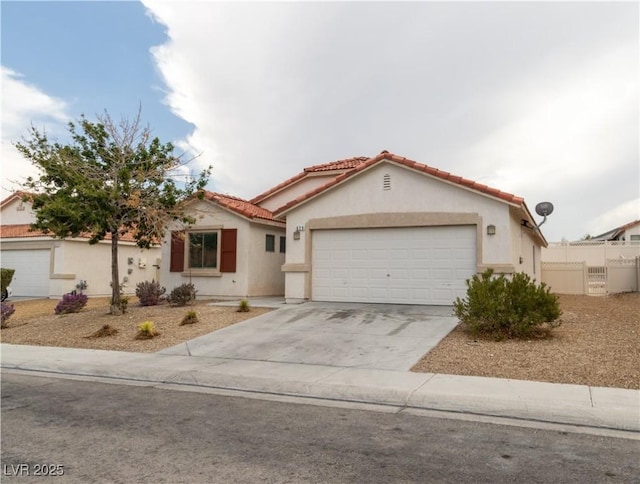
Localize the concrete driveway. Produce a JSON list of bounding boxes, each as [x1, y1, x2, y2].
[[160, 302, 458, 371]]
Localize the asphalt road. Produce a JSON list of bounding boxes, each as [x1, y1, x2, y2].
[[1, 372, 638, 483]]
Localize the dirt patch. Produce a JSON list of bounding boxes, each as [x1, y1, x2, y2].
[[0, 297, 272, 353], [411, 293, 640, 390], [85, 324, 119, 339]]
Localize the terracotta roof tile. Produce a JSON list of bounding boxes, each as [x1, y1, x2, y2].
[[250, 156, 369, 204], [0, 224, 139, 242], [274, 151, 525, 215], [303, 156, 369, 173], [203, 192, 282, 223]]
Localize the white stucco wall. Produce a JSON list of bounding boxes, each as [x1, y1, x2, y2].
[[1, 198, 36, 224], [0, 237, 161, 298], [281, 162, 522, 301], [160, 200, 285, 298], [256, 173, 337, 211], [624, 224, 640, 239]]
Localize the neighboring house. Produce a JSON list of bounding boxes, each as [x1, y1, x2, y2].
[[160, 192, 286, 298], [271, 151, 547, 305], [590, 220, 640, 242], [0, 192, 161, 298]]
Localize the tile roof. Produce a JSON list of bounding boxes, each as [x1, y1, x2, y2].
[[202, 191, 282, 223], [274, 151, 525, 216], [250, 156, 369, 204], [0, 191, 33, 209], [303, 156, 369, 172], [592, 219, 640, 240], [0, 224, 139, 242]]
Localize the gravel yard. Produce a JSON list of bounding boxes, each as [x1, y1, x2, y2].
[[412, 293, 640, 390], [2, 293, 638, 390], [0, 297, 272, 353]]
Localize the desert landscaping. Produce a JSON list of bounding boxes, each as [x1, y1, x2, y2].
[[1, 293, 638, 390]]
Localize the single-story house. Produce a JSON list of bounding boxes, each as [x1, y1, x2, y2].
[[272, 151, 547, 305], [160, 192, 286, 298], [590, 219, 640, 242], [0, 192, 161, 298]]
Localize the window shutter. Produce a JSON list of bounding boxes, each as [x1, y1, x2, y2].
[[220, 228, 237, 273], [170, 231, 185, 272]]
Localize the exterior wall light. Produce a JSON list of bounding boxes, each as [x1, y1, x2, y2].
[[293, 230, 301, 240], [487, 224, 496, 236]]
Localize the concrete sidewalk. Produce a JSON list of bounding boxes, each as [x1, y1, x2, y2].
[[1, 343, 638, 433]]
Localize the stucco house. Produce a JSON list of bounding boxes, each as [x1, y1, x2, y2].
[[270, 151, 547, 305], [160, 192, 286, 298], [0, 192, 161, 298], [590, 219, 640, 242]]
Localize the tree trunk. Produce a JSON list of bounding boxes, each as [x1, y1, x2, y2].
[[110, 232, 122, 316]]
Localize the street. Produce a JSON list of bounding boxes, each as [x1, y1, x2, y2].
[[1, 372, 638, 483]]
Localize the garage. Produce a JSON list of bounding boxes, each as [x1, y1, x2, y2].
[[1, 249, 51, 297], [312, 226, 476, 305]]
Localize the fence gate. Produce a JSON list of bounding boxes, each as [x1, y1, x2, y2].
[[586, 266, 607, 295]]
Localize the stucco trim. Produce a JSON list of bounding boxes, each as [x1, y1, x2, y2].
[[281, 263, 309, 273], [306, 212, 480, 230], [50, 273, 75, 279], [477, 264, 516, 274], [180, 271, 222, 278]]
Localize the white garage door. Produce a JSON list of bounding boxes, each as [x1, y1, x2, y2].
[[312, 226, 476, 305], [1, 250, 51, 297]]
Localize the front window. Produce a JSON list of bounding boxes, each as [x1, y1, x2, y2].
[[189, 232, 218, 268]]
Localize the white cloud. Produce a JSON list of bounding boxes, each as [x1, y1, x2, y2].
[[1, 67, 70, 198], [142, 1, 638, 242], [586, 198, 640, 237]]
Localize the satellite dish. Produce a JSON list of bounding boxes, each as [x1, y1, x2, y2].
[[535, 202, 554, 217]]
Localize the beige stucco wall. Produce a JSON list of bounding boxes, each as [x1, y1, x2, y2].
[[247, 223, 286, 296], [281, 162, 522, 302], [50, 240, 161, 297], [160, 200, 285, 298], [257, 173, 337, 212]]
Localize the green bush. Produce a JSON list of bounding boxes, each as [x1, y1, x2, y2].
[[453, 269, 561, 340], [237, 299, 250, 312], [167, 283, 197, 307], [1, 268, 15, 292], [180, 310, 199, 326]]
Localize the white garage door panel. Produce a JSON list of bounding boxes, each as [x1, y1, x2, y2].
[[1, 250, 50, 297], [312, 226, 476, 305]]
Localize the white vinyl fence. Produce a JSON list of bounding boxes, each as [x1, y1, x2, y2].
[[542, 240, 640, 266], [541, 257, 640, 296]]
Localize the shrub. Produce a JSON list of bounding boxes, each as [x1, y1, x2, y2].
[[1, 302, 15, 328], [1, 268, 15, 293], [453, 269, 561, 340], [237, 299, 250, 312], [135, 280, 166, 306], [167, 283, 197, 307], [180, 310, 199, 326], [54, 292, 89, 315], [135, 320, 159, 340]]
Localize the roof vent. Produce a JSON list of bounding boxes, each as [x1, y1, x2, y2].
[[383, 173, 391, 190]]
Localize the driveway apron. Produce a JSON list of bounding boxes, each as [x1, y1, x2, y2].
[[159, 302, 459, 371]]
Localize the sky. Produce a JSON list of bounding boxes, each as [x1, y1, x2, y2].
[[1, 1, 638, 242]]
